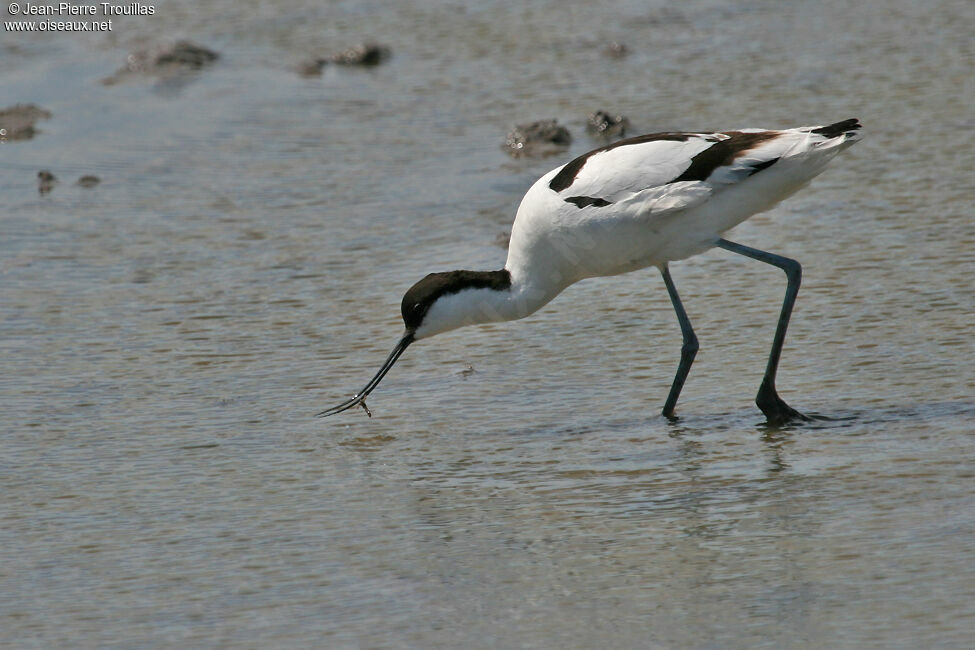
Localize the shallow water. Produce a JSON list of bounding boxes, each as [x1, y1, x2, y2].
[[2, 0, 974, 646]]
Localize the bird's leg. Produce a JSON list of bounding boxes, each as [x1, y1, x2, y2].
[[660, 264, 699, 419], [716, 239, 811, 425]]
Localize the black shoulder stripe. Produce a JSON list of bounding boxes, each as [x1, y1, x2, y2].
[[669, 131, 779, 184], [564, 196, 612, 208], [549, 132, 695, 193]]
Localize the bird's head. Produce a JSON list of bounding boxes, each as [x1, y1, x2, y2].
[[318, 269, 512, 418], [401, 269, 511, 339]]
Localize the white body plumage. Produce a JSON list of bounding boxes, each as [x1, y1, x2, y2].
[[416, 122, 861, 340]]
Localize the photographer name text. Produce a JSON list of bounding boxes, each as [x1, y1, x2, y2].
[[9, 2, 154, 16]]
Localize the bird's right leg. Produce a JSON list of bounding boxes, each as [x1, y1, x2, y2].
[[716, 238, 810, 425], [660, 264, 699, 418]]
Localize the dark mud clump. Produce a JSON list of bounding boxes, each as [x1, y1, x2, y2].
[[503, 119, 572, 157], [298, 43, 391, 76], [38, 170, 58, 195], [102, 40, 220, 85], [602, 42, 629, 59], [77, 175, 101, 188], [333, 43, 390, 66], [297, 59, 328, 77], [0, 104, 52, 141], [153, 42, 219, 68], [586, 110, 630, 139]]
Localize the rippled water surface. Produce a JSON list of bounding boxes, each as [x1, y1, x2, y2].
[[3, 0, 974, 646]]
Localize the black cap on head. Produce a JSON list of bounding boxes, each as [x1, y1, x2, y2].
[[401, 270, 511, 332]]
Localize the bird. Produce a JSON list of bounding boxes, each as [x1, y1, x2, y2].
[[319, 118, 862, 424]]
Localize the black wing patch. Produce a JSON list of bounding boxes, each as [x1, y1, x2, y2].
[[564, 196, 612, 208], [669, 131, 779, 184], [811, 118, 861, 138]]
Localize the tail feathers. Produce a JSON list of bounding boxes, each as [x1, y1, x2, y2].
[[811, 118, 861, 139]]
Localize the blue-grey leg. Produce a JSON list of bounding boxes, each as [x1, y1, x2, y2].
[[660, 264, 699, 418], [716, 239, 811, 425]]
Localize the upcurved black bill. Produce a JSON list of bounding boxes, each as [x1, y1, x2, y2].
[[317, 333, 414, 418]]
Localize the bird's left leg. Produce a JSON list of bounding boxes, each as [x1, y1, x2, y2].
[[660, 264, 699, 419], [716, 239, 811, 425]]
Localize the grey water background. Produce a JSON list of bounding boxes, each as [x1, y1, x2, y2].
[[2, 0, 974, 646]]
